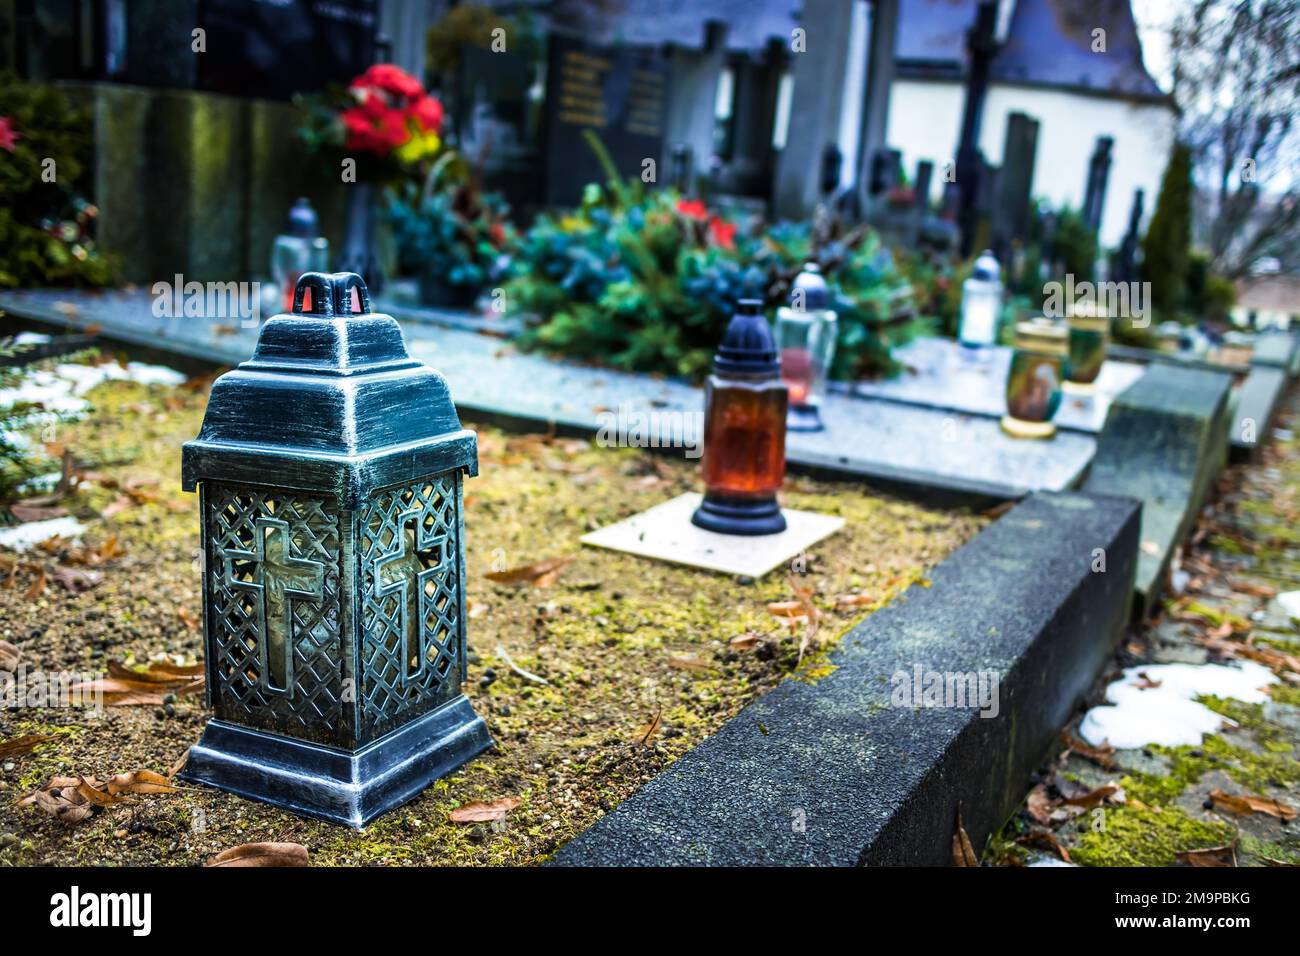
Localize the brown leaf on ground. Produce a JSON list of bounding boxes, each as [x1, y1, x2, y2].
[[952, 804, 978, 866], [178, 606, 199, 631], [0, 639, 19, 672], [449, 796, 521, 824], [166, 748, 191, 779], [485, 556, 572, 587], [765, 601, 805, 617], [100, 495, 134, 519], [1060, 731, 1117, 769], [105, 770, 178, 796], [9, 503, 69, 522], [71, 661, 204, 706], [1016, 827, 1072, 862], [1131, 671, 1163, 689], [1061, 782, 1123, 810], [24, 566, 47, 600], [1230, 581, 1276, 600], [206, 842, 309, 867], [52, 565, 103, 592], [666, 654, 715, 672], [1176, 842, 1237, 867], [834, 592, 874, 609], [1208, 789, 1297, 821], [1026, 783, 1055, 825], [729, 631, 758, 651], [0, 733, 51, 758]]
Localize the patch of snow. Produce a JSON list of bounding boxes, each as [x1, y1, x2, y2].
[[0, 515, 87, 552], [0, 360, 186, 421], [1277, 590, 1300, 622], [15, 471, 62, 495], [12, 332, 51, 345], [1078, 661, 1277, 749], [1027, 856, 1076, 867]]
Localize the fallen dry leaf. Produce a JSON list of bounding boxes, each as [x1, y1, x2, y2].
[[178, 606, 199, 631], [1208, 789, 1297, 821], [9, 503, 69, 522], [485, 556, 572, 588], [1176, 842, 1237, 867], [765, 601, 805, 617], [0, 639, 19, 672], [70, 660, 204, 706], [105, 770, 178, 796], [952, 804, 978, 867], [1131, 672, 1163, 690], [0, 733, 51, 758], [206, 842, 309, 867], [835, 592, 874, 609], [52, 565, 103, 593], [24, 566, 47, 600], [667, 654, 715, 672], [1061, 782, 1122, 810], [1016, 827, 1072, 862], [729, 631, 758, 651], [1060, 731, 1117, 769], [449, 796, 521, 824], [1026, 784, 1055, 825]]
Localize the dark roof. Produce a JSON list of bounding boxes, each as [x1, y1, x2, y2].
[[493, 0, 801, 53], [897, 0, 1167, 100]]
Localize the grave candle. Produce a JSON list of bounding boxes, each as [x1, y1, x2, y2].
[[178, 271, 491, 827], [1001, 318, 1069, 439], [958, 249, 1003, 349], [270, 198, 329, 313], [775, 263, 838, 432], [692, 298, 788, 535], [1064, 301, 1109, 394]]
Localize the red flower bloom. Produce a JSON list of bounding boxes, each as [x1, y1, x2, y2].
[[341, 63, 443, 156], [0, 116, 20, 153], [676, 199, 708, 220], [707, 216, 736, 250]]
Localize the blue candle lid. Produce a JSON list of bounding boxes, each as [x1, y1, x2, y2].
[[714, 298, 779, 377], [790, 262, 830, 311]]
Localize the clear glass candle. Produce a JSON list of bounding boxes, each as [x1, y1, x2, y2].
[[958, 249, 1002, 348], [775, 263, 837, 431], [1065, 302, 1109, 392]]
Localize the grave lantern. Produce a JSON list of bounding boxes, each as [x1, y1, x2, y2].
[[692, 298, 788, 536], [1002, 318, 1069, 439], [179, 272, 492, 827], [775, 263, 838, 432], [958, 249, 1003, 350]]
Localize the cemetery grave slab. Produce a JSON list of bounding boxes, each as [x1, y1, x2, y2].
[[1, 289, 1097, 501], [851, 335, 1147, 433], [1230, 366, 1289, 462], [0, 359, 984, 865], [553, 491, 1141, 866], [580, 492, 845, 577], [1082, 363, 1234, 618]]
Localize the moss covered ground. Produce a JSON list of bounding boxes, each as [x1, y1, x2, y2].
[[0, 355, 983, 865], [991, 387, 1300, 867]]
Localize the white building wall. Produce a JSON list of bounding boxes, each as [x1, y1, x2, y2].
[[886, 78, 1177, 248]]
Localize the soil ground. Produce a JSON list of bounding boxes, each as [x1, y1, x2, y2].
[[0, 356, 983, 865]]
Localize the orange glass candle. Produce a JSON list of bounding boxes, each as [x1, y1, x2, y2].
[[693, 299, 788, 535]]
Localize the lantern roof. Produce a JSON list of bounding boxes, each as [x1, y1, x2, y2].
[[182, 272, 477, 507]]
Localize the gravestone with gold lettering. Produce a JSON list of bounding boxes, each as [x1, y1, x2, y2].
[[178, 272, 491, 826]]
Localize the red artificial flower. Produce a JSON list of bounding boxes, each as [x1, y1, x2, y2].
[[707, 216, 736, 250], [676, 198, 708, 220], [341, 63, 443, 156], [0, 116, 20, 153]]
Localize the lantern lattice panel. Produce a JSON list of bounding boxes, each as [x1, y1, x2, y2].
[[204, 484, 344, 744], [357, 474, 464, 743]]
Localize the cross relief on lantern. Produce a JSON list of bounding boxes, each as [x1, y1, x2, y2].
[[224, 517, 326, 694], [374, 508, 451, 682]]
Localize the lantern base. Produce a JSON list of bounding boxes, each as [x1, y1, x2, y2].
[[691, 493, 787, 536], [1000, 415, 1057, 440], [1062, 378, 1099, 396], [786, 404, 824, 432], [179, 695, 492, 828]]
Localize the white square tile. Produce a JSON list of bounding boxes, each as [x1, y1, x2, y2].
[[580, 492, 845, 578]]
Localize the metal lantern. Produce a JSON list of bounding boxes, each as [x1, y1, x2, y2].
[[179, 272, 492, 827]]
